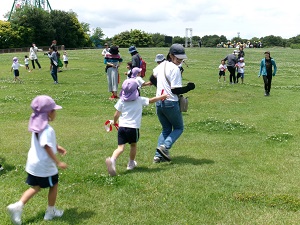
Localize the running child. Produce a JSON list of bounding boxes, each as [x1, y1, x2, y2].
[[105, 79, 168, 176], [7, 95, 68, 225]]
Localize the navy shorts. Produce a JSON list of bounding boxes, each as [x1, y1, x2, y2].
[[219, 71, 225, 76], [64, 61, 68, 65], [14, 70, 19, 77], [26, 173, 59, 188], [118, 127, 139, 145]]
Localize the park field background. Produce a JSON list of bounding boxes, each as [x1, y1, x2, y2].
[[1, 47, 300, 224]]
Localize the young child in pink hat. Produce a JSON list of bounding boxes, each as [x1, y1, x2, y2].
[[7, 95, 68, 225], [105, 79, 168, 176]]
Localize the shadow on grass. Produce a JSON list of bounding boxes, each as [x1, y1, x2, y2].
[[172, 155, 215, 165], [124, 156, 214, 176], [25, 207, 95, 224], [125, 166, 165, 174], [0, 157, 17, 176]]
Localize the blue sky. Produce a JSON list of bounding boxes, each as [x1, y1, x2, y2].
[[1, 0, 299, 40]]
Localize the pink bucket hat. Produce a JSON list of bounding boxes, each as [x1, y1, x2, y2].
[[120, 79, 139, 101], [28, 95, 62, 133], [131, 67, 142, 78]]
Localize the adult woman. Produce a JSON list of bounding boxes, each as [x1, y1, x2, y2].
[[48, 45, 58, 84], [29, 43, 41, 69], [104, 46, 123, 99], [223, 50, 238, 84], [259, 51, 277, 96], [151, 44, 195, 163]]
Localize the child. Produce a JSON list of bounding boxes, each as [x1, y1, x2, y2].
[[236, 57, 245, 84], [7, 95, 67, 225], [131, 67, 152, 88], [218, 59, 227, 82], [24, 55, 31, 71], [63, 51, 68, 68], [124, 61, 132, 79], [11, 57, 23, 83], [105, 79, 168, 176]]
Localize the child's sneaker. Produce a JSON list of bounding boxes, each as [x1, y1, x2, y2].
[[127, 161, 137, 170], [105, 157, 117, 176], [44, 207, 64, 221], [7, 203, 23, 225]]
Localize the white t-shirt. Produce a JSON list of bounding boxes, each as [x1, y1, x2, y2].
[[153, 61, 182, 101], [24, 58, 29, 65], [237, 62, 245, 73], [29, 46, 38, 60], [114, 97, 149, 129], [102, 48, 110, 56], [25, 124, 58, 177], [11, 62, 20, 70], [63, 54, 68, 61], [135, 76, 145, 88], [219, 64, 227, 71]]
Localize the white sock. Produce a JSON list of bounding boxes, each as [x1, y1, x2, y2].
[[47, 206, 55, 211], [111, 158, 116, 167], [16, 201, 24, 208]]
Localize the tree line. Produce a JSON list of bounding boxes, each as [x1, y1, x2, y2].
[[1, 6, 300, 49]]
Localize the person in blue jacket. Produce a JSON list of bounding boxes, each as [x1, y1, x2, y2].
[[259, 51, 277, 96]]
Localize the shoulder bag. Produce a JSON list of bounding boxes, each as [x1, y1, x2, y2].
[[163, 62, 188, 112]]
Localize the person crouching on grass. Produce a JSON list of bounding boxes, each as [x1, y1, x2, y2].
[[105, 79, 168, 176], [7, 95, 67, 225]]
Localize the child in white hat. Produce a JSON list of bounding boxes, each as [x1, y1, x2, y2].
[[11, 57, 23, 83]]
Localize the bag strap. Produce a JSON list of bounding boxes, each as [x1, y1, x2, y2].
[[164, 61, 171, 86]]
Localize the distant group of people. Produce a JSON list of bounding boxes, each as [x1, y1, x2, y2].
[[10, 41, 69, 84], [221, 45, 277, 96], [217, 41, 263, 49]]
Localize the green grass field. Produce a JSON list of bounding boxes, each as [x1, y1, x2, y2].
[[1, 47, 300, 224]]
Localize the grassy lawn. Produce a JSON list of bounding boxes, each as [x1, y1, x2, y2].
[[1, 47, 300, 224]]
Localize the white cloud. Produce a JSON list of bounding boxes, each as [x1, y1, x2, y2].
[[1, 0, 299, 39]]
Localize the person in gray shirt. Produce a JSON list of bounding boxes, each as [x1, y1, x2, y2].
[[223, 50, 238, 83]]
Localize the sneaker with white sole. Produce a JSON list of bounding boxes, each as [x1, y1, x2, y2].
[[153, 156, 162, 163], [127, 161, 137, 170], [44, 207, 64, 221], [7, 203, 23, 225], [105, 157, 117, 176], [156, 145, 171, 161]]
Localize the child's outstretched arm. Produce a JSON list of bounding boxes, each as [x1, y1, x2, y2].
[[45, 145, 67, 169], [149, 94, 168, 103]]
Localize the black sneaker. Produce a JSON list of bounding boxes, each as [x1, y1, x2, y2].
[[156, 145, 171, 161]]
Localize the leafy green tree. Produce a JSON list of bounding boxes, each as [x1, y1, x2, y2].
[[150, 33, 166, 47], [50, 10, 91, 48], [261, 35, 284, 47], [202, 35, 223, 47], [112, 31, 131, 47], [112, 29, 153, 47], [173, 36, 185, 44], [0, 20, 21, 48], [9, 6, 53, 46], [90, 27, 105, 47], [81, 22, 90, 34]]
